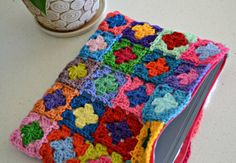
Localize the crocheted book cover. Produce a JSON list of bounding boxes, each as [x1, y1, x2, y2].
[[10, 11, 229, 163]]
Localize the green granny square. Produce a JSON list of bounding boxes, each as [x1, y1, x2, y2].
[[150, 29, 197, 59], [103, 38, 149, 74]]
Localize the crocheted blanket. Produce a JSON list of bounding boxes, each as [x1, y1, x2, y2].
[[10, 11, 229, 163]]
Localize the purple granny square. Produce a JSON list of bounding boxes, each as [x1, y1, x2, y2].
[[122, 21, 163, 47], [163, 61, 210, 92], [57, 57, 100, 90]]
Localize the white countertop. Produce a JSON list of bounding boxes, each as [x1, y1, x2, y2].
[[0, 0, 236, 162]]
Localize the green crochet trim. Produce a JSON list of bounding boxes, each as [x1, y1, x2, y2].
[[150, 29, 197, 59], [103, 39, 149, 74]]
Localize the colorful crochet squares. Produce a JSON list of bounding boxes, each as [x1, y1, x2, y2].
[[142, 84, 191, 123], [79, 30, 120, 61], [103, 38, 148, 74], [112, 76, 155, 121], [39, 125, 89, 163], [163, 62, 210, 92], [10, 112, 59, 159], [10, 11, 229, 163]]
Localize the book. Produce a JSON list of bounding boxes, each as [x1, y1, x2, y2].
[[10, 11, 229, 163]]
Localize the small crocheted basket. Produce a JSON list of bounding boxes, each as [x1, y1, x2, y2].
[[10, 11, 229, 163]]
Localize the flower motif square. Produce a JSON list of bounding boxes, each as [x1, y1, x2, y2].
[[79, 30, 121, 61], [10, 112, 59, 159], [58, 92, 105, 142], [81, 65, 127, 106], [122, 21, 163, 47], [181, 39, 229, 65], [142, 84, 191, 123], [57, 57, 100, 90], [39, 125, 90, 163], [50, 137, 76, 163], [133, 50, 181, 85], [78, 141, 123, 163], [103, 39, 149, 74], [33, 82, 79, 121], [112, 76, 155, 122], [20, 121, 44, 146], [150, 29, 197, 58], [98, 11, 134, 35], [73, 104, 99, 129], [43, 89, 66, 111], [93, 107, 143, 160], [163, 61, 210, 92]]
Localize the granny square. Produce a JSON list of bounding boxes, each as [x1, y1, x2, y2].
[[79, 30, 120, 61], [10, 112, 59, 159], [93, 107, 143, 161], [80, 65, 127, 106], [10, 11, 229, 163], [181, 39, 229, 65], [112, 76, 155, 122], [133, 49, 182, 85], [98, 11, 134, 35], [103, 38, 149, 74], [58, 92, 105, 142], [32, 82, 79, 121], [57, 57, 99, 90], [39, 125, 90, 163], [150, 29, 197, 58], [122, 21, 163, 47], [163, 61, 210, 92], [142, 84, 191, 123]]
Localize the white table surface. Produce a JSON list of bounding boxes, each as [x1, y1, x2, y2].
[[0, 0, 236, 163]]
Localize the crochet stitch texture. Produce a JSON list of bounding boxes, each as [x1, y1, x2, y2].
[[10, 11, 229, 163]]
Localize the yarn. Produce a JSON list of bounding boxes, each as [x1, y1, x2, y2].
[[98, 11, 134, 35], [80, 30, 120, 61], [68, 63, 88, 80], [150, 29, 197, 58], [81, 65, 126, 106], [181, 39, 229, 65], [43, 89, 66, 110], [10, 11, 229, 163], [122, 21, 163, 47], [142, 84, 191, 123], [103, 38, 149, 74], [145, 58, 169, 77], [57, 57, 100, 90], [73, 104, 98, 129], [21, 121, 44, 146]]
